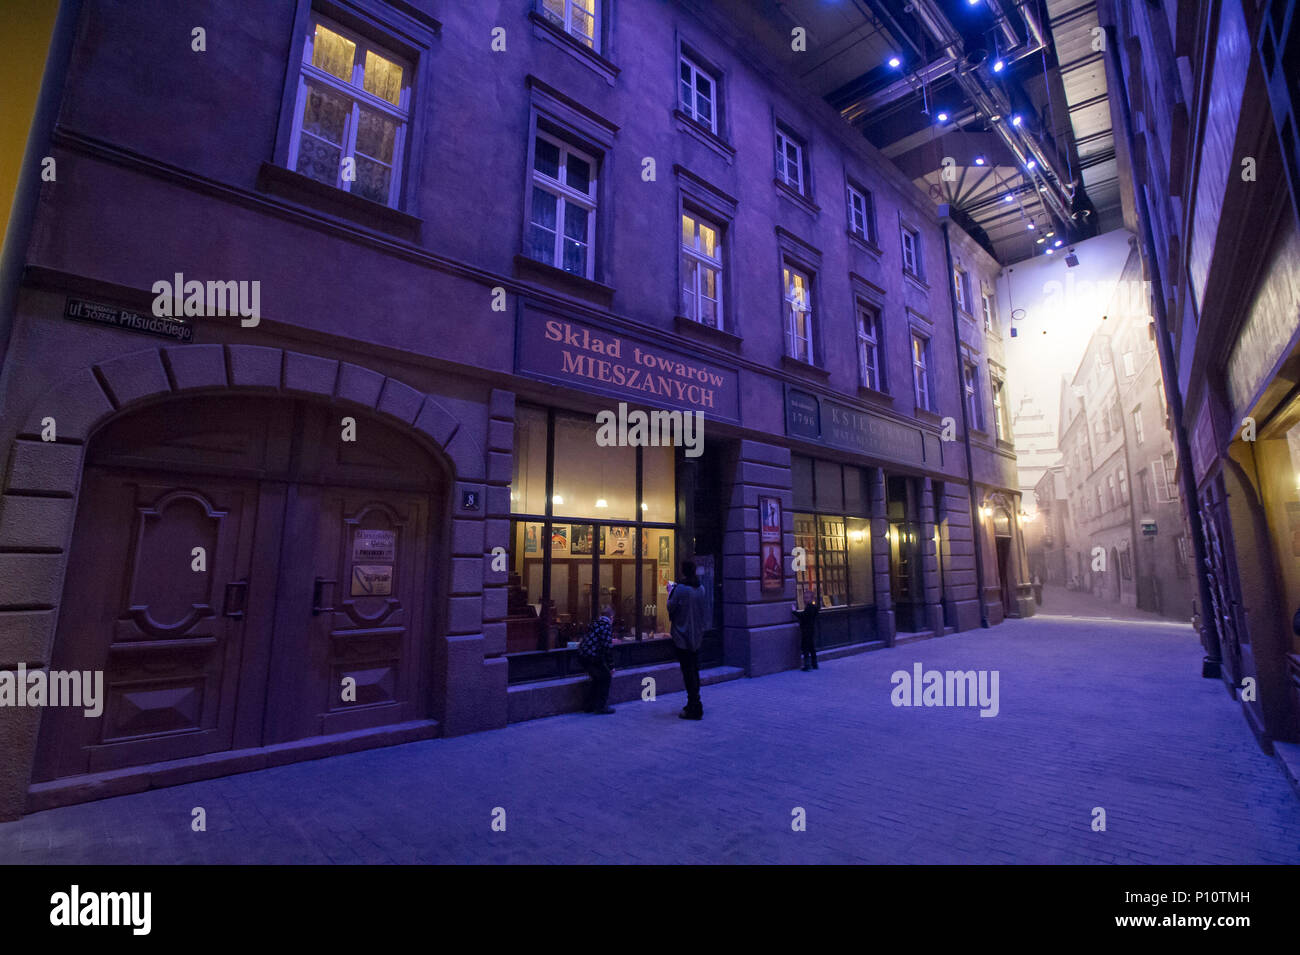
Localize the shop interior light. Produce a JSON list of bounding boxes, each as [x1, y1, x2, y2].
[[552, 495, 564, 506], [595, 498, 608, 508], [641, 502, 648, 511]]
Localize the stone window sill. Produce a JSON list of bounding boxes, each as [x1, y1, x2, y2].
[[847, 230, 882, 258], [674, 314, 742, 349], [781, 354, 830, 380], [529, 11, 620, 84], [256, 162, 422, 242], [774, 178, 820, 217], [904, 270, 929, 292], [858, 385, 893, 405], [673, 109, 735, 163], [513, 254, 615, 308]]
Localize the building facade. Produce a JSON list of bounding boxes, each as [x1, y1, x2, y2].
[[0, 0, 1030, 818], [1104, 0, 1300, 775]]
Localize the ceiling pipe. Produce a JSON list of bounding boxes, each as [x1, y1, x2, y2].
[[984, 0, 1024, 50]]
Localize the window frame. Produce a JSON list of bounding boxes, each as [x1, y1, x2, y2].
[[680, 209, 724, 328], [991, 374, 1008, 440], [526, 128, 600, 280], [901, 223, 924, 280], [286, 13, 413, 209], [846, 180, 876, 244], [981, 289, 995, 333], [857, 299, 885, 392], [911, 330, 932, 411], [678, 51, 718, 134], [538, 0, 601, 52], [783, 261, 815, 364], [953, 265, 972, 314], [775, 125, 808, 195], [963, 361, 983, 430], [1132, 406, 1145, 445]]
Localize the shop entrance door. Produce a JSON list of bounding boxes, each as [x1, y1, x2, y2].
[[34, 396, 441, 783]]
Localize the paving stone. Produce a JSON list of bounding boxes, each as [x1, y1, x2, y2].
[[1, 616, 1299, 863]]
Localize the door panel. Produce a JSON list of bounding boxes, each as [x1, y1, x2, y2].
[[35, 470, 264, 780], [265, 487, 430, 743]]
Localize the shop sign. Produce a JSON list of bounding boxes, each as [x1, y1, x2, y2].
[[352, 529, 395, 562], [64, 297, 194, 343], [785, 389, 926, 468], [516, 306, 740, 423]]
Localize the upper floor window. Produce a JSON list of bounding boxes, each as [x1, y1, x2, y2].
[[1154, 451, 1179, 502], [679, 54, 717, 133], [991, 375, 1007, 440], [981, 290, 994, 332], [953, 266, 972, 313], [681, 212, 722, 328], [526, 132, 598, 278], [1122, 350, 1136, 376], [1132, 406, 1145, 445], [775, 127, 806, 194], [911, 332, 932, 411], [289, 16, 410, 207], [540, 0, 599, 50], [901, 225, 923, 279], [847, 183, 875, 243], [857, 302, 883, 391], [964, 362, 982, 430], [783, 263, 813, 363], [1118, 467, 1129, 504]]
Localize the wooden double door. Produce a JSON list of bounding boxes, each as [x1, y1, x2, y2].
[[35, 397, 442, 782]]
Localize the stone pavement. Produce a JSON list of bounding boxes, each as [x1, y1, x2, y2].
[[2, 615, 1298, 864], [1034, 583, 1185, 623]]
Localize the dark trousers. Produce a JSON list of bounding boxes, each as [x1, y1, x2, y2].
[[800, 626, 818, 668], [674, 645, 702, 712], [581, 657, 612, 711]]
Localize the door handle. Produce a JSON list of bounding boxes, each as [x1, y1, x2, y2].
[[222, 580, 249, 619], [312, 577, 337, 616]]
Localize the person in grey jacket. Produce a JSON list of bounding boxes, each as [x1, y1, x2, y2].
[[667, 560, 709, 720]]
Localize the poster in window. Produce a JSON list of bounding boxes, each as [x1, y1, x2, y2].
[[759, 495, 782, 543], [603, 525, 630, 556], [571, 524, 592, 555], [658, 534, 671, 566], [550, 525, 568, 554], [760, 542, 784, 593], [524, 523, 539, 554]]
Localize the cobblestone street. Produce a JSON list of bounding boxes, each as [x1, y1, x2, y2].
[[3, 614, 1298, 865]]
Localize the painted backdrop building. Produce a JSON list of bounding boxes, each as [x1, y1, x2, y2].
[[0, 0, 1029, 818]]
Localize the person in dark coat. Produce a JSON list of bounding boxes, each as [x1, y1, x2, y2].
[[792, 589, 820, 671], [577, 605, 616, 714], [667, 560, 709, 720]]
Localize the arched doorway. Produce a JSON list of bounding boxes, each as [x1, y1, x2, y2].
[[34, 394, 447, 782]]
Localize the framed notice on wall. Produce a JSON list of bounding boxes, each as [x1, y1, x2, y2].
[[759, 496, 782, 543], [760, 542, 783, 594]]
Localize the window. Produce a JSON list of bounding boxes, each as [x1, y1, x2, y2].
[[1156, 451, 1180, 502], [539, 0, 599, 50], [783, 263, 814, 363], [791, 458, 873, 622], [1118, 467, 1129, 504], [681, 212, 722, 327], [991, 376, 1007, 440], [981, 290, 995, 333], [911, 332, 931, 411], [526, 132, 598, 278], [1122, 351, 1136, 376], [901, 225, 922, 278], [1095, 485, 1104, 516], [775, 127, 805, 193], [1132, 406, 1145, 445], [1175, 535, 1192, 577], [953, 266, 972, 313], [288, 16, 411, 207], [857, 302, 884, 391], [964, 362, 982, 430], [1138, 469, 1151, 511], [847, 183, 875, 243], [1120, 548, 1133, 580], [679, 53, 717, 132], [1105, 474, 1116, 511]]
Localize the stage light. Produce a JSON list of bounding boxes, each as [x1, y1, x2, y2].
[[937, 111, 949, 122], [888, 55, 901, 68], [1011, 114, 1023, 127], [974, 156, 985, 165], [992, 59, 1005, 73]]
